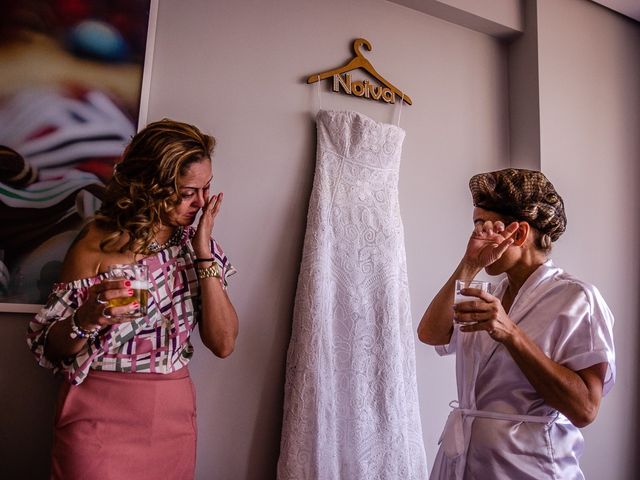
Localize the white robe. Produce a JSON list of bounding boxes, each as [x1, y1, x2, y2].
[[430, 260, 615, 480]]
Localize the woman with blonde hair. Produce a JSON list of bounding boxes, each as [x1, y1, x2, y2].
[[28, 119, 238, 479]]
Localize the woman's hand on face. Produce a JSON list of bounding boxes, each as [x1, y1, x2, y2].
[[193, 192, 222, 257], [454, 288, 516, 343], [463, 220, 518, 270], [76, 279, 139, 329]]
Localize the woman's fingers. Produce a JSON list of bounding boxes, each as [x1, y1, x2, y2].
[[474, 220, 518, 239], [213, 192, 222, 218], [205, 192, 222, 214], [196, 193, 222, 237], [457, 287, 494, 303], [194, 193, 223, 250], [482, 220, 494, 236], [97, 278, 131, 291], [455, 312, 487, 325], [487, 222, 519, 257], [459, 318, 504, 340], [206, 194, 217, 213], [102, 301, 140, 320], [491, 237, 515, 259], [454, 304, 492, 322], [97, 283, 133, 303], [459, 321, 492, 333], [208, 192, 223, 221], [453, 292, 499, 324], [213, 192, 223, 211], [455, 293, 511, 339], [92, 280, 140, 322]]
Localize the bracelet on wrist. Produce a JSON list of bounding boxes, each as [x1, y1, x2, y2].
[[194, 257, 216, 264], [196, 262, 222, 280], [69, 310, 101, 342]]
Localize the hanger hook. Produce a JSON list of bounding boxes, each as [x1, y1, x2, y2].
[[353, 38, 372, 58]]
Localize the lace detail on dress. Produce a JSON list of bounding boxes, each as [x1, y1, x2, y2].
[[278, 110, 427, 479]]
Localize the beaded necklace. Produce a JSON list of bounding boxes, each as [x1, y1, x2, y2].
[[147, 227, 184, 253]]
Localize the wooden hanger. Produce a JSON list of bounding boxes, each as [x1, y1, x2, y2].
[[307, 38, 412, 105]]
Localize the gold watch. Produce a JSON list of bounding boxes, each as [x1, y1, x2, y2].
[[196, 262, 221, 279]]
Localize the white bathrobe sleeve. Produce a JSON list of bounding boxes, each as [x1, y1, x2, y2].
[[547, 281, 616, 395]]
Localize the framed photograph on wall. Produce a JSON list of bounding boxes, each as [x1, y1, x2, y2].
[[0, 0, 158, 312]]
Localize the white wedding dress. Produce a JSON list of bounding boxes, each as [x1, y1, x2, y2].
[[278, 110, 427, 480]]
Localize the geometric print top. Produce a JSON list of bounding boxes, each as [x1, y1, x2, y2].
[[27, 227, 236, 385]]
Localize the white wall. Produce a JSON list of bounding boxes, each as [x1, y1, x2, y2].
[[536, 0, 640, 477], [147, 0, 508, 477]]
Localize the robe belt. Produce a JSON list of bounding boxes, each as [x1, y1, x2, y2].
[[448, 400, 560, 424], [439, 400, 560, 462]]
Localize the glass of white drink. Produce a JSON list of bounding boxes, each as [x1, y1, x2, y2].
[[454, 279, 490, 325]]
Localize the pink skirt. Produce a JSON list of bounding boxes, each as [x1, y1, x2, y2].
[[51, 368, 196, 480]]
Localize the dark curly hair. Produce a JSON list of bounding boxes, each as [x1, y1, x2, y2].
[[95, 118, 215, 254]]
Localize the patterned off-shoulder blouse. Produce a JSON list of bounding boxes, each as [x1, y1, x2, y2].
[[27, 227, 236, 385]]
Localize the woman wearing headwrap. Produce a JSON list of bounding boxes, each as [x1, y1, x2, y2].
[[418, 168, 615, 479]]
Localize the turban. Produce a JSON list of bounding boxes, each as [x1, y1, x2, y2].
[[469, 168, 566, 242]]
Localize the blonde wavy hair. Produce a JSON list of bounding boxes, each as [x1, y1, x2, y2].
[[95, 119, 215, 254]]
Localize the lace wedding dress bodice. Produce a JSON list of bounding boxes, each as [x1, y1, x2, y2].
[[278, 110, 427, 480]]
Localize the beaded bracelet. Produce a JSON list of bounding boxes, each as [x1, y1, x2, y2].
[[69, 310, 101, 342]]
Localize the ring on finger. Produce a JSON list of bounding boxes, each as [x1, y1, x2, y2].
[[96, 292, 108, 305]]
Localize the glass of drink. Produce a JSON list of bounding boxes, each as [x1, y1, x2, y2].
[[454, 279, 490, 325], [106, 264, 150, 319]]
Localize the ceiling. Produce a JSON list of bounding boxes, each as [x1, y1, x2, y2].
[[591, 0, 640, 22]]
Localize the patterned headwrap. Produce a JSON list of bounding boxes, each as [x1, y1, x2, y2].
[[469, 168, 567, 244]]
